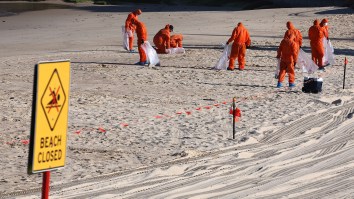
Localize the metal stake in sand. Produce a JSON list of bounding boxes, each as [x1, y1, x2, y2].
[[343, 57, 348, 89], [232, 97, 236, 139]]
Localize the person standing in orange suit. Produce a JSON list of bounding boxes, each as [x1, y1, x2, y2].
[[284, 21, 302, 49], [276, 34, 299, 88], [153, 24, 173, 54], [308, 19, 326, 69], [125, 9, 142, 52], [131, 18, 147, 65], [320, 18, 329, 39], [320, 18, 331, 66], [226, 22, 251, 71], [170, 34, 183, 48]]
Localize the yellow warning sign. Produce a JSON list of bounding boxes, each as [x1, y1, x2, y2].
[[41, 69, 67, 131], [28, 60, 70, 174]]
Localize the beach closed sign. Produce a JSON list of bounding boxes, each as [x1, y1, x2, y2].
[[28, 60, 70, 174]]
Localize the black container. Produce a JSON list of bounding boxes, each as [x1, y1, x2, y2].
[[302, 77, 323, 93]]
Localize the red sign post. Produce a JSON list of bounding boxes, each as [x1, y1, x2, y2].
[[42, 171, 50, 199]]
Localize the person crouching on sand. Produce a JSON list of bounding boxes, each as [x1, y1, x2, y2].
[[276, 33, 299, 88], [170, 34, 183, 48], [153, 24, 173, 54]]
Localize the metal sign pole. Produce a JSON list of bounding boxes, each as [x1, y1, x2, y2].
[[343, 57, 347, 89], [232, 97, 236, 139], [42, 171, 50, 199]]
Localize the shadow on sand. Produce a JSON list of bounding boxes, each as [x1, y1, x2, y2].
[[315, 7, 354, 15]]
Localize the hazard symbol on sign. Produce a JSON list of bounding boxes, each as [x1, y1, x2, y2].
[[40, 69, 66, 131]]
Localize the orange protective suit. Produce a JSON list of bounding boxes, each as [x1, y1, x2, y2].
[[170, 34, 183, 48], [308, 19, 325, 67], [227, 22, 251, 70], [132, 19, 147, 63], [125, 9, 142, 51], [276, 34, 298, 84], [320, 18, 329, 39], [153, 24, 171, 54], [284, 21, 302, 48]]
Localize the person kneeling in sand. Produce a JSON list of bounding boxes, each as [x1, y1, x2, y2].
[[276, 33, 299, 88], [170, 34, 183, 48], [153, 24, 173, 54]]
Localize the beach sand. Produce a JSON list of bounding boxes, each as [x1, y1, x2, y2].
[[0, 2, 354, 198]]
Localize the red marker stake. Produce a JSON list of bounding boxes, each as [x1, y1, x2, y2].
[[343, 57, 348, 89], [232, 97, 236, 139], [42, 171, 50, 199]]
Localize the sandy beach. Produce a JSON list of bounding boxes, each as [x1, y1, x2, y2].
[[0, 2, 354, 198]]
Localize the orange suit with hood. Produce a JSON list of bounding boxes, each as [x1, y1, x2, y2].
[[276, 34, 298, 84], [153, 24, 171, 54], [227, 22, 251, 70], [308, 19, 325, 67], [125, 9, 142, 51], [284, 21, 302, 48], [132, 19, 147, 63], [320, 18, 329, 39], [170, 34, 183, 48]]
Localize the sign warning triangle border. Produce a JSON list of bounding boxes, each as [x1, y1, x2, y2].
[[40, 69, 67, 131]]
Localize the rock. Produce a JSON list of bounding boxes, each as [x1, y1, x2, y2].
[[331, 99, 342, 106]]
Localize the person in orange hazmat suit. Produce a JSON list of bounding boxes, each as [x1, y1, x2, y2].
[[131, 18, 147, 65], [170, 34, 184, 48], [284, 21, 302, 49], [125, 9, 142, 52], [320, 18, 329, 39], [153, 24, 173, 54], [308, 19, 326, 69], [226, 22, 251, 71], [276, 33, 299, 88]]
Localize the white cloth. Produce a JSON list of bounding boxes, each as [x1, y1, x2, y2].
[[296, 49, 318, 74], [214, 44, 231, 70], [141, 41, 160, 66], [274, 58, 280, 79], [166, 47, 185, 54], [121, 26, 131, 50], [323, 38, 335, 66]]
